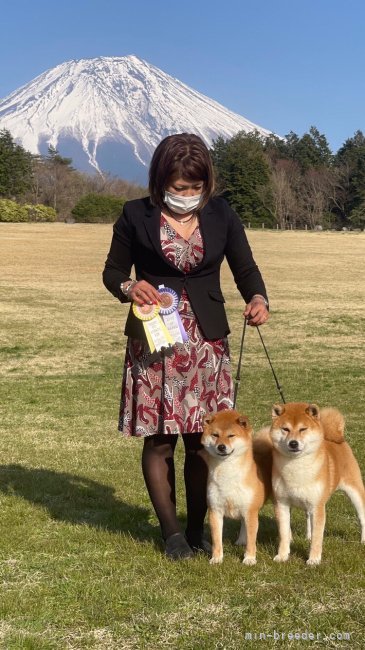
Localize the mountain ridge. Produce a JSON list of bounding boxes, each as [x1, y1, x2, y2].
[[0, 55, 274, 182]]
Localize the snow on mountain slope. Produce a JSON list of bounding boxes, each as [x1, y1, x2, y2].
[[0, 55, 273, 182]]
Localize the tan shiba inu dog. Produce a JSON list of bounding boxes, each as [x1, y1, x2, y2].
[[269, 402, 365, 565], [202, 410, 272, 565]]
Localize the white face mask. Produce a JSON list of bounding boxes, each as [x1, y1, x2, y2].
[[164, 190, 202, 214]]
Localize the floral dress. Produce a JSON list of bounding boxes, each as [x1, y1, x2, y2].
[[118, 215, 233, 436]]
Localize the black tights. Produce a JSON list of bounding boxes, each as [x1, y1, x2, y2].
[[141, 433, 208, 542]]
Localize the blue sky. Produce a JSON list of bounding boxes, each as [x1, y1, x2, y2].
[[1, 0, 364, 152]]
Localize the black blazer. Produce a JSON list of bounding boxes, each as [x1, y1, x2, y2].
[[102, 196, 268, 341]]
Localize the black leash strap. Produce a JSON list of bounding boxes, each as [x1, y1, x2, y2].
[[233, 317, 247, 408], [233, 318, 286, 407], [256, 325, 286, 404]]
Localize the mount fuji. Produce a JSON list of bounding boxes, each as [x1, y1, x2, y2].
[[0, 55, 273, 183]]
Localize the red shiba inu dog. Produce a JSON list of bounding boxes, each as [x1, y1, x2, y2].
[[202, 410, 272, 565], [270, 402, 365, 565]]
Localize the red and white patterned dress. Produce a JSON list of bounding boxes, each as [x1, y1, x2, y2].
[[119, 215, 233, 436]]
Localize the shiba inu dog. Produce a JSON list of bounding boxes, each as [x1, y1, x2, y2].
[[269, 402, 365, 565], [201, 410, 272, 565]]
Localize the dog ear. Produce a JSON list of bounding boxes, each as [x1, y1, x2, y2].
[[237, 416, 249, 428], [272, 404, 284, 418], [305, 404, 320, 419], [203, 415, 215, 426]]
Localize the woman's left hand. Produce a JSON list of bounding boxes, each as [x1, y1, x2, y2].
[[244, 296, 269, 326]]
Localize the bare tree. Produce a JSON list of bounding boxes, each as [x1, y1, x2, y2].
[[26, 157, 146, 220], [270, 160, 301, 228], [326, 164, 351, 222], [300, 168, 333, 229], [84, 172, 146, 200]]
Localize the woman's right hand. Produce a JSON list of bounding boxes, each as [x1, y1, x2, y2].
[[129, 280, 161, 306]]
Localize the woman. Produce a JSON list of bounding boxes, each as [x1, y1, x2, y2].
[[103, 133, 269, 560]]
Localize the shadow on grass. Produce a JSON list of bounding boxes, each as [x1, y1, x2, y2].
[[215, 512, 280, 560], [0, 464, 159, 543]]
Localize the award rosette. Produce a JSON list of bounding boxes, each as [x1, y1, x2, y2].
[[158, 285, 188, 344], [132, 302, 173, 353]]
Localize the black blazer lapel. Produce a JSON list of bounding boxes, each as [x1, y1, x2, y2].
[[143, 202, 161, 254]]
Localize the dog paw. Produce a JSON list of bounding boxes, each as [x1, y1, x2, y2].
[[273, 554, 289, 563], [235, 538, 246, 546], [243, 556, 257, 566], [306, 557, 321, 566], [209, 556, 223, 565]]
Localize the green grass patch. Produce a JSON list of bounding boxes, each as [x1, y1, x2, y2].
[[0, 224, 364, 648]]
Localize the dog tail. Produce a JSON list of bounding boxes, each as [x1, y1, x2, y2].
[[253, 426, 273, 453], [320, 407, 345, 443]]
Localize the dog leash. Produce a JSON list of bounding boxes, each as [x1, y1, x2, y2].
[[233, 318, 286, 408], [233, 317, 247, 408], [256, 325, 286, 404]]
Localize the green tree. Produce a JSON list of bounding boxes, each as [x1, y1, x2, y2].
[[348, 202, 365, 229], [71, 193, 126, 223], [47, 145, 74, 169], [295, 127, 333, 170], [263, 134, 290, 165], [265, 127, 332, 171], [45, 145, 75, 212], [0, 129, 33, 198], [211, 132, 273, 226], [335, 131, 365, 222], [264, 128, 339, 228]]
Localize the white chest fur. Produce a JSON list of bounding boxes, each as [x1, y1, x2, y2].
[[207, 456, 254, 519], [273, 453, 324, 509]]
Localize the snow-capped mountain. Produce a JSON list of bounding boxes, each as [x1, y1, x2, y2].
[[0, 55, 273, 182]]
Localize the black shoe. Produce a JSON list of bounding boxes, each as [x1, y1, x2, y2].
[[185, 535, 212, 556], [164, 533, 194, 560]]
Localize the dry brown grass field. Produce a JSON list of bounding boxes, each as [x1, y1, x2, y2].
[[0, 222, 364, 649], [2, 223, 364, 374]]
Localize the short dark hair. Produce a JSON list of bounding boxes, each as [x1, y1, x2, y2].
[[149, 133, 215, 208]]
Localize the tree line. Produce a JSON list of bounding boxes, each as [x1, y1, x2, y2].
[[0, 129, 145, 223], [211, 127, 365, 229], [1, 126, 365, 228]]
